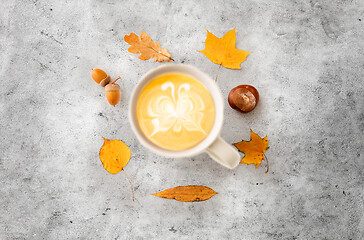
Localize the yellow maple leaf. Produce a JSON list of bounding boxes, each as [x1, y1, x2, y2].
[[124, 31, 173, 62], [232, 130, 269, 172], [99, 137, 131, 174], [152, 185, 217, 202], [199, 28, 250, 69]]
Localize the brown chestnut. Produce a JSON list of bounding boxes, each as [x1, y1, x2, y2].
[[228, 85, 259, 113]]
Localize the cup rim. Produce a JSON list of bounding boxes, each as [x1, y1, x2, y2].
[[128, 64, 224, 158]]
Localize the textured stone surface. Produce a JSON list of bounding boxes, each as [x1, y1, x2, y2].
[[1, 0, 363, 239]]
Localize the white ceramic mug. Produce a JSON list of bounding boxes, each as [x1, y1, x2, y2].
[[129, 64, 240, 169]]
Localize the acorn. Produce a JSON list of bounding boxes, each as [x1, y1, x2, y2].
[[228, 85, 259, 113], [105, 77, 121, 106], [91, 68, 111, 87]]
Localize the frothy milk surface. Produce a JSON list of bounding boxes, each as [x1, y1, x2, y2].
[[136, 73, 216, 151]]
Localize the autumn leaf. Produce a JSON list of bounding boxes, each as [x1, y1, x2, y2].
[[199, 28, 250, 69], [152, 185, 217, 202], [124, 31, 173, 62], [99, 137, 131, 174], [99, 137, 134, 201], [233, 129, 270, 173]]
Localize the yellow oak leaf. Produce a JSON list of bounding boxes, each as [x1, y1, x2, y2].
[[233, 130, 269, 172], [152, 185, 217, 202], [99, 137, 131, 174], [124, 31, 173, 62], [199, 28, 250, 69]]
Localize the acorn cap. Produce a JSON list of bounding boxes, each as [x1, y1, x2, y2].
[[105, 83, 120, 91], [99, 75, 111, 87]]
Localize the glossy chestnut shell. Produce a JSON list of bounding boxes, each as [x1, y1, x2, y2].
[[228, 85, 259, 113]]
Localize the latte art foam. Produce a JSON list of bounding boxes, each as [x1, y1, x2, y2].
[[148, 81, 206, 136], [136, 73, 215, 151]]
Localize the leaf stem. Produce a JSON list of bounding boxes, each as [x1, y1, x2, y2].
[[215, 64, 222, 82], [122, 169, 134, 202], [151, 46, 174, 61], [159, 52, 174, 61], [110, 76, 120, 84], [264, 153, 269, 173]]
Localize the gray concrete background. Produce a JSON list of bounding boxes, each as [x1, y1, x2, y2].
[[1, 0, 363, 239]]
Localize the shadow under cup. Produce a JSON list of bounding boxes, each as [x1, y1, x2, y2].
[[129, 64, 224, 158]]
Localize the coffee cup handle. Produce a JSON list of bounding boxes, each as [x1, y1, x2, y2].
[[206, 136, 241, 169]]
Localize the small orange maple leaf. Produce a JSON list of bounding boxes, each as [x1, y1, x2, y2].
[[124, 31, 173, 62], [199, 28, 250, 69], [233, 130, 270, 173]]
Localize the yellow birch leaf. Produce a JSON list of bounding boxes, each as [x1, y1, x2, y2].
[[99, 137, 131, 174]]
